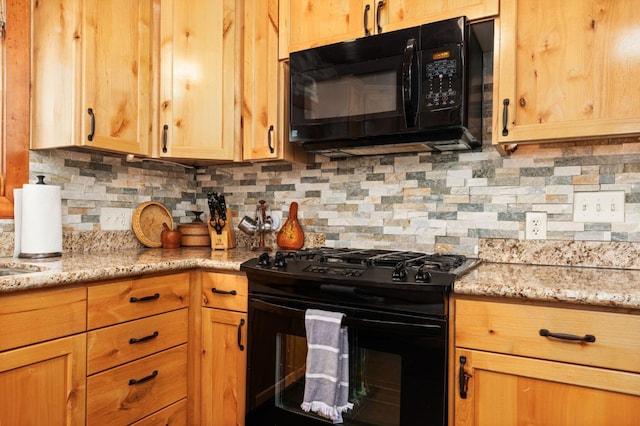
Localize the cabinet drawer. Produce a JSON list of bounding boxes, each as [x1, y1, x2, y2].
[[87, 344, 187, 425], [130, 399, 187, 426], [88, 273, 190, 329], [87, 309, 188, 375], [0, 286, 86, 351], [455, 299, 640, 373], [202, 272, 248, 312]]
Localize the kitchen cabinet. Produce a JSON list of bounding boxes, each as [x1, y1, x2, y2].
[[158, 0, 241, 161], [201, 271, 248, 426], [86, 272, 190, 425], [0, 286, 87, 425], [243, 0, 312, 163], [453, 298, 640, 425], [494, 0, 640, 151], [283, 0, 499, 54], [0, 0, 29, 218], [31, 0, 152, 156]]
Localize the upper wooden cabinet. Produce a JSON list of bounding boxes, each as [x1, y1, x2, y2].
[[158, 0, 241, 161], [494, 0, 640, 149], [242, 0, 312, 163], [31, 0, 152, 156], [283, 0, 499, 54]]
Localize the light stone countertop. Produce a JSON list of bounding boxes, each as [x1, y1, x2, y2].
[[455, 262, 640, 311], [0, 248, 258, 294], [1, 246, 639, 311]]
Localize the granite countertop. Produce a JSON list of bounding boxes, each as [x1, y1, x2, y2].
[[455, 262, 640, 310], [0, 247, 258, 294], [2, 245, 639, 311]]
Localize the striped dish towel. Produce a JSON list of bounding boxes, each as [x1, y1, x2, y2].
[[301, 309, 353, 424]]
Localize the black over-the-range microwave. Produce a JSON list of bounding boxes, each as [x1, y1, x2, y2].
[[289, 16, 489, 158]]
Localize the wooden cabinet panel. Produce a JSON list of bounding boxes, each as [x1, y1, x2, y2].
[[87, 272, 190, 329], [494, 0, 640, 147], [158, 0, 241, 160], [87, 344, 188, 425], [201, 308, 247, 426], [0, 0, 30, 219], [201, 271, 248, 312], [243, 0, 312, 163], [0, 334, 86, 426], [0, 286, 86, 352], [285, 0, 499, 53], [82, 0, 153, 155], [130, 399, 187, 426], [454, 348, 640, 426], [31, 0, 152, 155], [87, 309, 188, 374], [455, 298, 640, 373]]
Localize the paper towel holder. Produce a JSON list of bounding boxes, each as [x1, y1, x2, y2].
[[17, 174, 63, 259]]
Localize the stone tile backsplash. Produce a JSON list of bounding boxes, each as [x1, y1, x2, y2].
[[1, 137, 640, 258]]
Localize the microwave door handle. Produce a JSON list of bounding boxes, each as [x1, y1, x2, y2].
[[402, 38, 418, 128]]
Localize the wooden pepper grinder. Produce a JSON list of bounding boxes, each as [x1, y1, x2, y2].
[[277, 202, 304, 250]]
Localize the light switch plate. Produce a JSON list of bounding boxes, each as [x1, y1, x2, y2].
[[573, 191, 625, 223], [101, 207, 132, 230]]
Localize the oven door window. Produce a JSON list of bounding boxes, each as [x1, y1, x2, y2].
[[246, 295, 447, 426], [275, 332, 402, 425]]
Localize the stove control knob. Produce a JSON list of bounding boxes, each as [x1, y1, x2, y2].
[[274, 251, 287, 268], [258, 252, 271, 266], [415, 267, 432, 283], [391, 263, 408, 282]]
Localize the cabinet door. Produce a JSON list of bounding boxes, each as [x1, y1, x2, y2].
[[31, 0, 152, 155], [288, 0, 371, 52], [201, 308, 247, 426], [83, 0, 152, 155], [454, 348, 640, 426], [495, 0, 640, 147], [0, 334, 86, 426], [285, 0, 499, 53], [243, 0, 280, 161], [159, 0, 240, 160], [384, 0, 499, 32]]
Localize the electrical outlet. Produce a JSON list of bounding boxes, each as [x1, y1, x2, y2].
[[100, 207, 132, 231], [525, 212, 547, 240], [573, 191, 625, 223]]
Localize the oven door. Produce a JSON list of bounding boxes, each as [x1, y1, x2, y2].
[[246, 294, 447, 426], [289, 26, 422, 144]]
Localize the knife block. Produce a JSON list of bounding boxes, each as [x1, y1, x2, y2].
[[208, 209, 236, 250]]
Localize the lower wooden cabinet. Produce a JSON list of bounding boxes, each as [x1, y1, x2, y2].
[[0, 334, 87, 425], [453, 298, 640, 425], [201, 272, 248, 426], [454, 348, 640, 426]]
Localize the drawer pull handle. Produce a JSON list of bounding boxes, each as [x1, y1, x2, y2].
[[212, 288, 237, 296], [129, 331, 159, 344], [130, 293, 160, 303], [539, 328, 596, 343], [128, 370, 158, 386], [237, 318, 245, 351], [459, 355, 472, 399]]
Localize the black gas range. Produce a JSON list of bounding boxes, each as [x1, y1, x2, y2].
[[242, 248, 480, 425], [240, 248, 480, 318]]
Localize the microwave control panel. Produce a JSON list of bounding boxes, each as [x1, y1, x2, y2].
[[421, 46, 463, 112]]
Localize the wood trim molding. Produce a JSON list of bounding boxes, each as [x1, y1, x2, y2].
[[0, 0, 29, 218]]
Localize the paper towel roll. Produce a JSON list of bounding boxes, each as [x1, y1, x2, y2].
[[19, 182, 63, 258]]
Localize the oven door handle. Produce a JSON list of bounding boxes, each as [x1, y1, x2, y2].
[[250, 298, 443, 336]]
